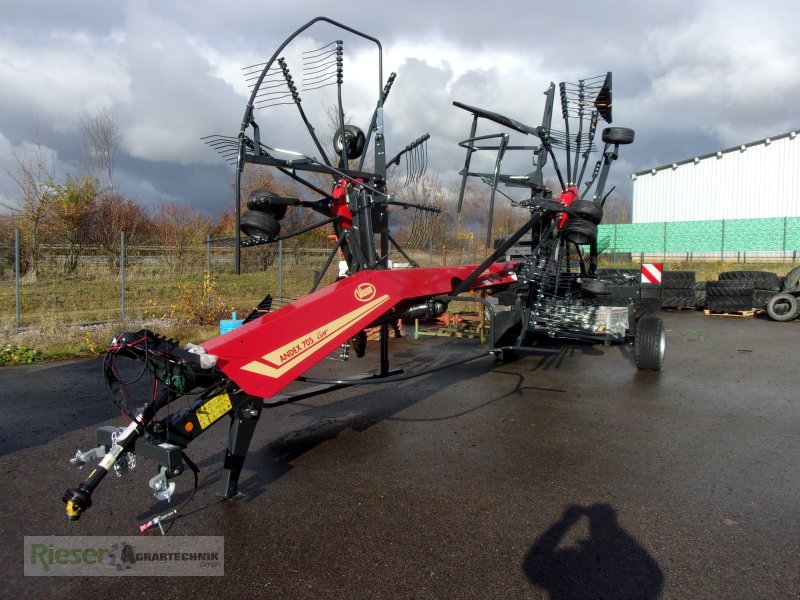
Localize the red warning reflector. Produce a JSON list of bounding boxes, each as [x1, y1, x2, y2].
[[641, 263, 663, 284]]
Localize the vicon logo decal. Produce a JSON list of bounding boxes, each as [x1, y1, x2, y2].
[[354, 282, 376, 302]]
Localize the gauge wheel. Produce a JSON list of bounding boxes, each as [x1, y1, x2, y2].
[[602, 127, 635, 145], [240, 210, 280, 238], [634, 315, 665, 371], [569, 200, 603, 225], [561, 217, 597, 245]]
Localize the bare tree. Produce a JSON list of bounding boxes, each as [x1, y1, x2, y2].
[[1, 140, 57, 278], [94, 194, 148, 271], [151, 199, 210, 272], [79, 106, 119, 195], [602, 193, 632, 224]]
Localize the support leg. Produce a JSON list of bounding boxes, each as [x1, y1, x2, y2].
[[218, 398, 263, 498]]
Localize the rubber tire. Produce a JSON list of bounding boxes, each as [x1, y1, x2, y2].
[[634, 315, 665, 371], [783, 266, 800, 291], [569, 200, 604, 225], [333, 124, 366, 160], [246, 190, 290, 219], [692, 289, 708, 309], [718, 270, 781, 291], [493, 310, 523, 361], [706, 295, 754, 311], [765, 293, 798, 322], [661, 290, 696, 308], [752, 289, 776, 309], [706, 281, 755, 296], [663, 271, 696, 289], [602, 127, 635, 145], [561, 217, 597, 245], [240, 210, 280, 238]]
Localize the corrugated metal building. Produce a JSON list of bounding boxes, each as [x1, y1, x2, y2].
[[631, 130, 800, 223]]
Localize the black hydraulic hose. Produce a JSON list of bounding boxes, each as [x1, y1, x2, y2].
[[297, 351, 494, 386]]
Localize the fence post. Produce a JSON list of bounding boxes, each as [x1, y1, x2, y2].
[[207, 234, 211, 275], [783, 217, 788, 263], [278, 239, 283, 305], [120, 231, 126, 321], [14, 228, 21, 329], [720, 219, 725, 263]]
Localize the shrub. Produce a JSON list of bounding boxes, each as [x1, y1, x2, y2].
[[0, 343, 43, 366]]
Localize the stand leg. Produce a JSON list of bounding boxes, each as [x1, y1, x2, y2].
[[218, 398, 263, 498]]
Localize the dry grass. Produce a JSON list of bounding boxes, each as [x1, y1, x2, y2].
[[2, 256, 797, 363]]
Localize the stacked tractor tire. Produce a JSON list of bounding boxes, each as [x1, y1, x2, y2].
[[705, 271, 781, 313], [595, 266, 800, 321]]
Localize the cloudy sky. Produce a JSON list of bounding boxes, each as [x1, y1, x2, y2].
[[1, 0, 799, 216]]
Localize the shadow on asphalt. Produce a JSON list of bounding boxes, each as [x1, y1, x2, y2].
[[230, 349, 502, 502], [523, 503, 664, 599]]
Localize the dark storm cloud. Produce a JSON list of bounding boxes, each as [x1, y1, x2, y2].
[[1, 0, 799, 213]]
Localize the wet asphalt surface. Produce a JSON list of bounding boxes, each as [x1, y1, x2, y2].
[[1, 310, 798, 599]]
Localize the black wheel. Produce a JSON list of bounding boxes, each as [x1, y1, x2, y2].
[[692, 283, 708, 309], [493, 310, 523, 361], [602, 127, 635, 145], [719, 270, 781, 291], [240, 210, 280, 238], [765, 293, 798, 322], [569, 200, 603, 225], [706, 295, 754, 311], [706, 281, 755, 296], [783, 266, 800, 291], [246, 190, 290, 219], [333, 124, 366, 160], [581, 277, 610, 295], [634, 315, 665, 371], [662, 270, 696, 289], [661, 290, 696, 308], [752, 289, 776, 309], [638, 298, 662, 314], [561, 217, 597, 245]]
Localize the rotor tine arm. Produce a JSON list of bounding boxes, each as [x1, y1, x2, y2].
[[576, 111, 599, 189], [279, 58, 331, 166], [559, 82, 572, 185], [358, 72, 396, 171]]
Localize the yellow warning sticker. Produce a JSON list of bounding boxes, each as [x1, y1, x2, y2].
[[196, 392, 233, 430]]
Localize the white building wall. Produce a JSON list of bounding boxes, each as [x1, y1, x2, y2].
[[632, 132, 800, 223]]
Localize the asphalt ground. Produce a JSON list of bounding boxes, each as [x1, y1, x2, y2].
[[1, 310, 798, 599]]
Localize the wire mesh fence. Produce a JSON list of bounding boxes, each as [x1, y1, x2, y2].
[[0, 229, 483, 330], [4, 220, 797, 331]]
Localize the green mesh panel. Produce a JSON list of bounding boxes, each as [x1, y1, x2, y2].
[[665, 221, 722, 252], [612, 223, 665, 252], [722, 218, 785, 251], [597, 218, 800, 254], [785, 218, 800, 250]]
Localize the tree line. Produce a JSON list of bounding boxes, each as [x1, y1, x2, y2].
[[1, 108, 630, 279]]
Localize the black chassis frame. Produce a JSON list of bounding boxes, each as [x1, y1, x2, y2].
[[452, 74, 660, 348]]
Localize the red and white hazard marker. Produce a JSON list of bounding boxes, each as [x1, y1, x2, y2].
[[641, 263, 663, 284]]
